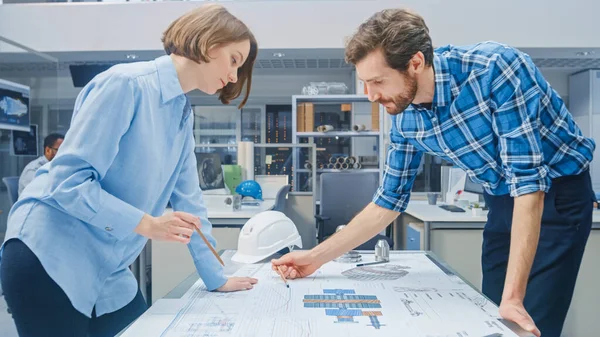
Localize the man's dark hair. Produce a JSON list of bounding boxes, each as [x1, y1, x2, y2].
[[345, 8, 434, 71], [44, 133, 64, 149]]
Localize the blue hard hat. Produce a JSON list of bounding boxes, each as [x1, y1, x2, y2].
[[235, 180, 263, 200]]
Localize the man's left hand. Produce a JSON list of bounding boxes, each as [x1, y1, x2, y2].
[[499, 299, 541, 337]]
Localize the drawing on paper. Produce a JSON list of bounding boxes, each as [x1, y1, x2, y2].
[[181, 317, 235, 336], [467, 294, 488, 309], [401, 299, 423, 317], [303, 289, 385, 329], [393, 287, 438, 293], [341, 264, 410, 281]]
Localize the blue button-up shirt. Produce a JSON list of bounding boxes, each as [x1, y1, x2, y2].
[[374, 41, 596, 212], [1, 55, 227, 317]]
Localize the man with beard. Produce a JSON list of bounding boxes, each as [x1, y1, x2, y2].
[[272, 8, 596, 337]]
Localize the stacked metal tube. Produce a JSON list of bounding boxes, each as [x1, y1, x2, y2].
[[323, 156, 362, 170]]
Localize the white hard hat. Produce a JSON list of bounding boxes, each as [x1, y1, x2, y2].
[[231, 211, 303, 264]]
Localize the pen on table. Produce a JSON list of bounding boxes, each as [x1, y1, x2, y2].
[[193, 226, 224, 266], [356, 260, 389, 267], [276, 266, 289, 288]]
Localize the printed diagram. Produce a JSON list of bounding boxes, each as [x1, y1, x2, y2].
[[393, 287, 438, 293], [342, 264, 410, 281], [401, 299, 424, 317], [0, 96, 28, 117], [179, 317, 234, 337], [467, 294, 488, 309], [303, 289, 385, 329]]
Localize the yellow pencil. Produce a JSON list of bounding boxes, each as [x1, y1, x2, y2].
[[276, 265, 289, 288], [194, 227, 224, 266]]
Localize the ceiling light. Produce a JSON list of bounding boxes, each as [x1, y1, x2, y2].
[[575, 51, 595, 56], [126, 54, 138, 60], [272, 52, 285, 58]]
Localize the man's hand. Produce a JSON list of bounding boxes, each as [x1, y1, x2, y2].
[[216, 277, 258, 292], [271, 251, 323, 279], [134, 212, 200, 243], [499, 299, 541, 337]]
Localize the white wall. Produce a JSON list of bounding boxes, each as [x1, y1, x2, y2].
[[1, 0, 599, 53]]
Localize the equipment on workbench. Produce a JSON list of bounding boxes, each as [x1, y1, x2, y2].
[[232, 211, 302, 264], [235, 180, 263, 201]]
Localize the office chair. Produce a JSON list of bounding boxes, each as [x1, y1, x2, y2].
[[2, 176, 19, 207], [316, 172, 393, 250], [271, 184, 291, 213]]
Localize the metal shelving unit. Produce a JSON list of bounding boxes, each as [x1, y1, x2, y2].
[[291, 94, 385, 194]]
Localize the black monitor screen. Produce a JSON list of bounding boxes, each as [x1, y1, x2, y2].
[[11, 124, 38, 156], [464, 176, 484, 194]]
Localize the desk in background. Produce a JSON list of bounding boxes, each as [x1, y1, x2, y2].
[[397, 200, 600, 337]]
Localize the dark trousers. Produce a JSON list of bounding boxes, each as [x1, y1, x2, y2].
[[0, 239, 148, 337], [482, 170, 594, 337]]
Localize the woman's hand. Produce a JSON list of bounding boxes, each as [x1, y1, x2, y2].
[[216, 277, 258, 292], [134, 212, 200, 244]]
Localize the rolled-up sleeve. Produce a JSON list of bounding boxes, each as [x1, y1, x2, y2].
[[490, 48, 551, 197], [373, 118, 424, 212]]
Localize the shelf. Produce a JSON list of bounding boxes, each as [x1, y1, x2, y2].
[[194, 129, 236, 136], [297, 168, 380, 173], [296, 131, 379, 138], [293, 94, 371, 103]]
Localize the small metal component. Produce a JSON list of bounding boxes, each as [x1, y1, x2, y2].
[[375, 239, 390, 262]]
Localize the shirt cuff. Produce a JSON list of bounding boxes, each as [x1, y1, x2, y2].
[[372, 186, 411, 213], [88, 192, 145, 240], [193, 259, 228, 291], [506, 168, 552, 197], [508, 179, 551, 197]]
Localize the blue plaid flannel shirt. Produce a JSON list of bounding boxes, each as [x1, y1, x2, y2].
[[373, 41, 596, 212]]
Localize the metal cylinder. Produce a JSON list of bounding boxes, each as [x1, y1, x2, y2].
[[329, 157, 337, 164], [336, 156, 345, 165], [353, 162, 362, 169], [317, 125, 334, 132], [375, 239, 390, 262], [304, 162, 312, 170], [334, 162, 343, 170], [341, 163, 349, 170], [352, 124, 366, 132]]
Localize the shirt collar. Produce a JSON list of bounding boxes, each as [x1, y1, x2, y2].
[[431, 53, 452, 107], [155, 55, 185, 104]]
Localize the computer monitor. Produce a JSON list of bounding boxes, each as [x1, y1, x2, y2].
[[464, 176, 484, 194], [10, 124, 38, 157], [0, 78, 31, 132], [196, 152, 225, 191]]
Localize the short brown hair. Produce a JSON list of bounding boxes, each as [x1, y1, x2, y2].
[[162, 4, 258, 108], [345, 9, 433, 72]]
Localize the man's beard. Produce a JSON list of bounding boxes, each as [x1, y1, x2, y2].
[[378, 75, 418, 115]]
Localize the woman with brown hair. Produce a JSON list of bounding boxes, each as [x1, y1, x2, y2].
[[0, 4, 258, 336]]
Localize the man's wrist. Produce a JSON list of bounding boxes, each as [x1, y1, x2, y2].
[[502, 284, 526, 302]]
